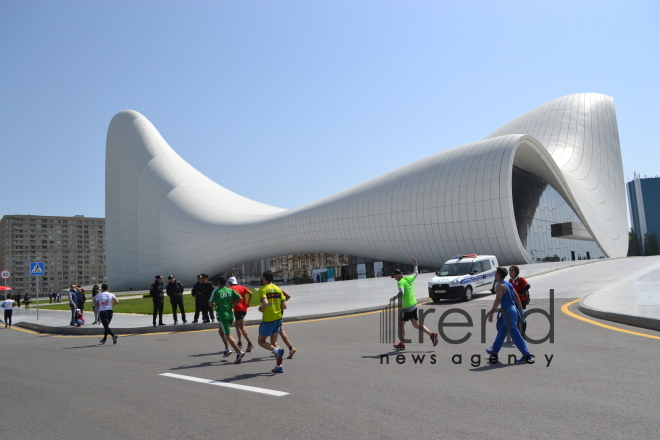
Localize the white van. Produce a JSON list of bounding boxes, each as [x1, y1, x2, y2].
[[427, 254, 498, 302]]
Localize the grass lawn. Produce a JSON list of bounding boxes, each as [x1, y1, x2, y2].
[[47, 289, 262, 314]]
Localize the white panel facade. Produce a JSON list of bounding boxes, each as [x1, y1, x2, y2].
[[106, 93, 627, 290]]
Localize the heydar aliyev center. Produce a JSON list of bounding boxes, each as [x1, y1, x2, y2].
[[106, 93, 627, 290]]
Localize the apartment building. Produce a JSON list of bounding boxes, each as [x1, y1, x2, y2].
[[0, 214, 106, 293]]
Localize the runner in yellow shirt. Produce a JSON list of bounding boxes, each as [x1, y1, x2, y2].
[[257, 270, 287, 373]]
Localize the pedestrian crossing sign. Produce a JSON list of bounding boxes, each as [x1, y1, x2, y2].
[[29, 262, 45, 276]]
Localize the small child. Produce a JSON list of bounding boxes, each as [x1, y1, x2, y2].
[[75, 309, 85, 327]]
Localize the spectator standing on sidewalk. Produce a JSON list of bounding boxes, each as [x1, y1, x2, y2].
[[166, 275, 187, 324], [14, 292, 21, 308], [150, 275, 166, 327], [68, 285, 78, 326], [91, 285, 101, 325], [77, 287, 87, 312]]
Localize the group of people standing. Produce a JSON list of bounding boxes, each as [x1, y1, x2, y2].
[[48, 292, 62, 303]]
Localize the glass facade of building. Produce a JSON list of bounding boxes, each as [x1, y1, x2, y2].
[[627, 176, 660, 252], [512, 166, 606, 262]]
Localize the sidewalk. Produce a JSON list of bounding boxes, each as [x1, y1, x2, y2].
[[578, 256, 660, 331]]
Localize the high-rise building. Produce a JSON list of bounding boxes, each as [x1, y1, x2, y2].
[[627, 174, 660, 252], [0, 215, 106, 294]]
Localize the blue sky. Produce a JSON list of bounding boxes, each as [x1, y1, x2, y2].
[[1, 1, 658, 219]]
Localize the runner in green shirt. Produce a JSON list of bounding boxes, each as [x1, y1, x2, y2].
[[390, 257, 439, 350], [208, 276, 245, 364]]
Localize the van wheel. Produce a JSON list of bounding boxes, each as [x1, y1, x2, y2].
[[463, 286, 473, 302]]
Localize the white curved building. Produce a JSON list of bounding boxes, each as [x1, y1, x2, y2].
[[106, 93, 627, 290]]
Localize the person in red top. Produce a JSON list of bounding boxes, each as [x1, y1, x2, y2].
[[228, 277, 254, 352], [509, 265, 530, 334]]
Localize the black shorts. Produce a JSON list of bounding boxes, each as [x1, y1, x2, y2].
[[401, 308, 419, 322], [234, 311, 247, 320]]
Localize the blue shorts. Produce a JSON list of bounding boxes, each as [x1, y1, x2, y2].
[[259, 319, 282, 337]]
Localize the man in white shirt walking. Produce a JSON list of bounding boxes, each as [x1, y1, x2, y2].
[[94, 284, 119, 345], [2, 297, 17, 328]]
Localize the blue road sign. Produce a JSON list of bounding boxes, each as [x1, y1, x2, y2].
[[29, 262, 45, 276]]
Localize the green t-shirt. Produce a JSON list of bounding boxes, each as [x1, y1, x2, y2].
[[397, 275, 417, 309], [209, 287, 241, 321], [258, 283, 285, 323]]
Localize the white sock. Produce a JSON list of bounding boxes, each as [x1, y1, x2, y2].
[[273, 347, 279, 354]]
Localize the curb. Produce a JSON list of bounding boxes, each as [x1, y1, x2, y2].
[[14, 303, 393, 336], [577, 299, 660, 332]]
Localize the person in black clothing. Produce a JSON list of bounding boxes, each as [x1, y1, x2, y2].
[[166, 275, 186, 324], [191, 274, 214, 323], [15, 292, 21, 308], [77, 287, 87, 311], [150, 275, 166, 327]]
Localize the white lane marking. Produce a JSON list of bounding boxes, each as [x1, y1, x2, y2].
[[159, 373, 289, 397]]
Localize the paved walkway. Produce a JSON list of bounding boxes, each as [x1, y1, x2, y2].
[[9, 256, 660, 334], [578, 256, 660, 331]]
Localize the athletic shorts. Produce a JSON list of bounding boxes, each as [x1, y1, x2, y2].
[[217, 317, 234, 335], [234, 310, 247, 320], [401, 308, 419, 322], [259, 319, 282, 337]]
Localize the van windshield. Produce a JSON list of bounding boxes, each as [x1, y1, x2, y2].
[[438, 262, 473, 276]]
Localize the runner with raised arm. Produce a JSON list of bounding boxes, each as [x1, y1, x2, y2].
[[390, 257, 439, 350]]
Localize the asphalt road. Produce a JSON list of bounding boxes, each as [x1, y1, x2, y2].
[[3, 292, 659, 440]]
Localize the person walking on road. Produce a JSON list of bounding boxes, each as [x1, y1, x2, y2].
[[14, 292, 21, 308], [208, 276, 245, 364], [94, 283, 119, 345], [166, 275, 187, 324], [2, 297, 17, 327], [150, 275, 166, 327], [273, 290, 297, 359], [389, 257, 439, 350], [227, 277, 254, 352], [23, 293, 30, 309], [486, 267, 534, 364], [257, 270, 287, 373], [67, 285, 78, 326], [509, 265, 530, 334]]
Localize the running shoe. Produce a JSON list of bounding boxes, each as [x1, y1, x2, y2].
[[237, 341, 243, 348], [393, 342, 406, 350], [246, 342, 254, 352], [271, 366, 284, 373], [99, 339, 106, 345], [287, 347, 297, 359], [276, 348, 285, 365], [485, 348, 497, 355], [517, 355, 535, 364], [430, 333, 439, 347], [113, 335, 118, 345], [223, 348, 233, 358], [234, 351, 245, 364]]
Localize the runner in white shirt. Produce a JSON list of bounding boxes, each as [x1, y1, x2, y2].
[[93, 284, 119, 345], [2, 298, 17, 328]]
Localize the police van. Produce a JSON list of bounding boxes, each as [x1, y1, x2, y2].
[[427, 254, 498, 302]]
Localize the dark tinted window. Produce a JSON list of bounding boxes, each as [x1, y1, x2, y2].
[[480, 260, 491, 272], [438, 262, 472, 276]]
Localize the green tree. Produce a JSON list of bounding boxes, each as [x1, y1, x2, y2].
[[628, 229, 641, 256], [643, 232, 660, 256]]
